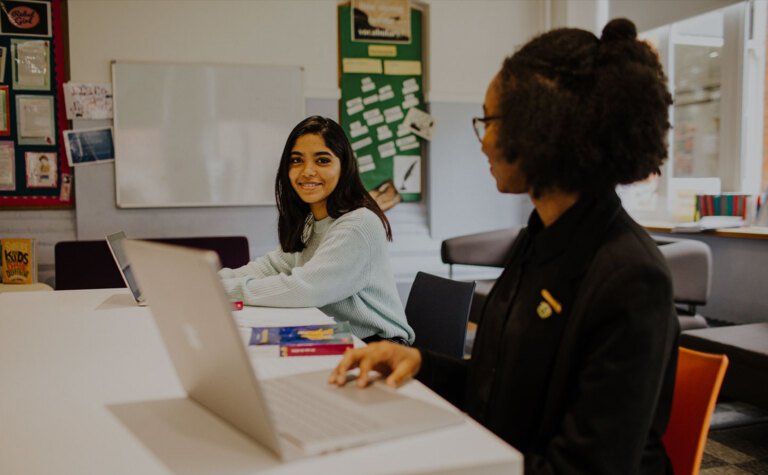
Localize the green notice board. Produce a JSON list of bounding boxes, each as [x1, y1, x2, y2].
[[338, 4, 424, 202]]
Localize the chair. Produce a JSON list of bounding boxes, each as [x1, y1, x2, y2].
[[440, 227, 521, 323], [54, 236, 250, 290], [662, 347, 729, 475], [405, 272, 476, 358], [442, 229, 713, 331], [680, 323, 768, 412], [654, 237, 712, 332]]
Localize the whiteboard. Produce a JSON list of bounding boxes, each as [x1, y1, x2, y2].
[[112, 61, 304, 208]]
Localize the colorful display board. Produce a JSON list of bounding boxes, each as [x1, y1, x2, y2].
[[0, 0, 70, 208], [338, 2, 424, 203]]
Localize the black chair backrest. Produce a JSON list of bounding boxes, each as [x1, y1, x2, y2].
[[154, 237, 250, 269], [54, 240, 124, 290], [440, 227, 521, 268], [54, 236, 250, 291], [405, 272, 476, 358]]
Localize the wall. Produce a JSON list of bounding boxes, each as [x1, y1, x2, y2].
[[0, 0, 544, 289], [610, 0, 741, 32], [425, 0, 542, 240], [1, 210, 75, 286], [427, 0, 544, 103], [1, 1, 765, 325], [72, 95, 338, 252], [427, 101, 528, 241], [66, 0, 340, 99], [551, 0, 609, 33]]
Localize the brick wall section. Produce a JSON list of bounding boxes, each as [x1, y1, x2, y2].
[[0, 210, 76, 287]]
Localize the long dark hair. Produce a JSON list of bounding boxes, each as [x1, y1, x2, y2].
[[275, 116, 392, 252]]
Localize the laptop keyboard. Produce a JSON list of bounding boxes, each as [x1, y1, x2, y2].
[[262, 377, 384, 444]]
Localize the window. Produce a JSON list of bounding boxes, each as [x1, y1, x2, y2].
[[620, 1, 767, 223]]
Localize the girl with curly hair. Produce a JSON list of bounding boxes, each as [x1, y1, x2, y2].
[[331, 19, 678, 474]]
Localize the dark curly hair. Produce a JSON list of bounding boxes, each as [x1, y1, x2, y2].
[[275, 116, 392, 252], [496, 18, 672, 197]]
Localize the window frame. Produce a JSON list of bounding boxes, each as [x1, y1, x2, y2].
[[629, 1, 766, 222]]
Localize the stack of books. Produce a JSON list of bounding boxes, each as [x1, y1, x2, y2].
[[695, 194, 750, 220], [248, 322, 354, 357]]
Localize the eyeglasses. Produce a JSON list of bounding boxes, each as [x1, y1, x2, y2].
[[472, 115, 501, 143]]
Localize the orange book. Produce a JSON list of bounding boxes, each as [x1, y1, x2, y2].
[[1, 238, 37, 284]]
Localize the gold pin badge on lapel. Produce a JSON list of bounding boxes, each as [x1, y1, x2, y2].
[[537, 289, 562, 319], [537, 301, 553, 319]]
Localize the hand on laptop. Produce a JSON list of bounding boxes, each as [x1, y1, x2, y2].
[[328, 342, 422, 389]]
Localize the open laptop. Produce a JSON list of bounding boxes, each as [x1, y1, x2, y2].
[[123, 239, 463, 460], [106, 232, 147, 306]]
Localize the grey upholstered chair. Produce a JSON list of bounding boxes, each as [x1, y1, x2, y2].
[[654, 237, 712, 332], [441, 229, 712, 332]]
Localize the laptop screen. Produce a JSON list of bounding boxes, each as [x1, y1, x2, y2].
[[106, 232, 144, 303]]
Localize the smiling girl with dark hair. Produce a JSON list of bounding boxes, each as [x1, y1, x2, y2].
[[220, 116, 413, 345], [274, 116, 392, 252]]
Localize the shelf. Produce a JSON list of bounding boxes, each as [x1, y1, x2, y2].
[[643, 222, 768, 240]]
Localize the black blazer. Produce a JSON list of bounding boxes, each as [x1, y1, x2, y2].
[[418, 192, 678, 474]]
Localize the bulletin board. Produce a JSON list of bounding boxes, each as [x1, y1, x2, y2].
[[0, 0, 71, 208], [338, 2, 425, 202]]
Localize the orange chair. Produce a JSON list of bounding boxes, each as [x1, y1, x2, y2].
[[663, 347, 729, 475]]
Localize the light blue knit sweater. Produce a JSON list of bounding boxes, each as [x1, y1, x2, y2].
[[219, 208, 414, 343]]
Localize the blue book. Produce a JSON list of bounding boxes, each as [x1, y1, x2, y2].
[[248, 322, 354, 357]]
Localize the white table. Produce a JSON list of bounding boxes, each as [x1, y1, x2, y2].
[[0, 282, 53, 292], [0, 288, 522, 475]]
